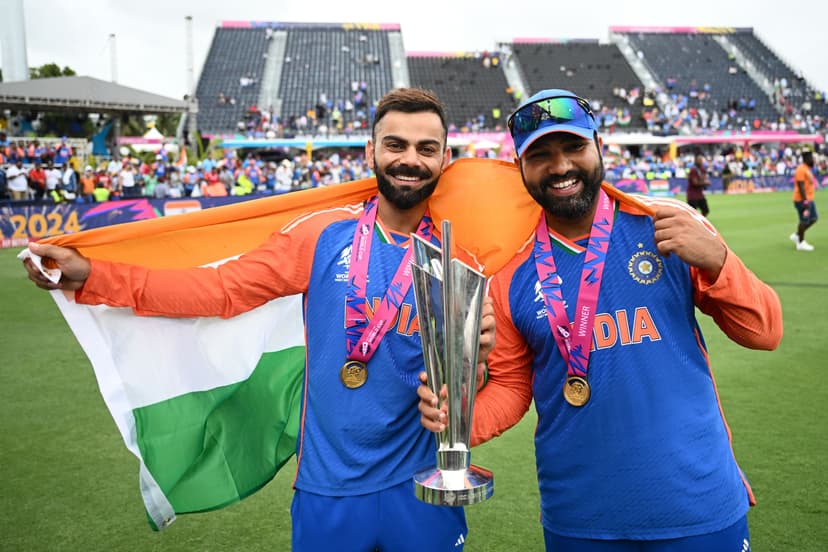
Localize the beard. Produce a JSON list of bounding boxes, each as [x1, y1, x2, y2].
[[523, 161, 604, 220], [375, 157, 439, 210]]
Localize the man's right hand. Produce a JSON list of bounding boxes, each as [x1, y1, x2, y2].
[[417, 354, 491, 433], [23, 242, 91, 291]]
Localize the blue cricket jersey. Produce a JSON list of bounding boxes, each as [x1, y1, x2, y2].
[[475, 195, 781, 540]]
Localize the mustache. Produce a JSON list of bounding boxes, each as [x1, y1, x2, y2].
[[539, 170, 583, 189], [386, 164, 432, 180]]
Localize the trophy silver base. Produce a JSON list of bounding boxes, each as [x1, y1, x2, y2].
[[413, 465, 494, 506]]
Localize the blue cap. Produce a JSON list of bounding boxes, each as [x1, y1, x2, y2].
[[508, 89, 598, 158]]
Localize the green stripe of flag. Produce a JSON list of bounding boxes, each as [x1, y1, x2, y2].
[[135, 347, 305, 515]]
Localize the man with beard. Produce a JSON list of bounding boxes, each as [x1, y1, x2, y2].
[[419, 89, 782, 551], [22, 88, 494, 551]]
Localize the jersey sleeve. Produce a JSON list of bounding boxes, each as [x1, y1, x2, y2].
[[75, 211, 342, 318], [691, 246, 783, 351], [471, 255, 534, 447]]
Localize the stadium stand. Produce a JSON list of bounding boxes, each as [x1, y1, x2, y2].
[[509, 40, 647, 130], [277, 23, 398, 136], [194, 25, 270, 135], [725, 31, 828, 119], [407, 52, 515, 131], [620, 30, 779, 123], [190, 23, 825, 138]]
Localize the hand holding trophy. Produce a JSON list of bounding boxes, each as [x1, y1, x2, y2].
[[411, 220, 494, 507]]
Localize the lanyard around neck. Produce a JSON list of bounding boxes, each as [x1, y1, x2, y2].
[[344, 196, 435, 362], [533, 189, 615, 378]]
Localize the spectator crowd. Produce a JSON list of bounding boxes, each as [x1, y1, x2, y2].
[[4, 119, 825, 204], [1, 132, 374, 202]]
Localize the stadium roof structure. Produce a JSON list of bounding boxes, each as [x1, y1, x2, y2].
[[0, 76, 191, 115], [220, 135, 491, 151]]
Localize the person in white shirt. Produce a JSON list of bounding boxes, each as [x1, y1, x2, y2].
[[45, 163, 62, 192], [6, 160, 29, 200], [107, 158, 123, 176], [275, 160, 293, 192], [119, 165, 138, 197], [62, 164, 78, 195]]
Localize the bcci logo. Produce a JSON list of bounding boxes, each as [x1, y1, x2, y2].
[[628, 249, 663, 285]]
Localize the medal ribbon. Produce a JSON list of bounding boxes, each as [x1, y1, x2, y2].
[[345, 196, 435, 362], [533, 189, 615, 378]]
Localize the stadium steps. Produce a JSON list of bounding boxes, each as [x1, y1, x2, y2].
[[621, 31, 779, 125], [259, 30, 288, 118], [408, 53, 515, 131], [509, 41, 647, 131], [498, 46, 529, 107], [725, 31, 828, 119], [387, 31, 410, 88], [277, 26, 396, 135]]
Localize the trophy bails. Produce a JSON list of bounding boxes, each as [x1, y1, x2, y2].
[[411, 220, 494, 506]]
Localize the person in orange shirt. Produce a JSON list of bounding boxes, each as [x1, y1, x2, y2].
[[789, 149, 818, 251], [80, 166, 97, 203]]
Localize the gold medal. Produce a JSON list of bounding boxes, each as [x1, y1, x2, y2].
[[340, 360, 368, 389], [563, 376, 590, 407]]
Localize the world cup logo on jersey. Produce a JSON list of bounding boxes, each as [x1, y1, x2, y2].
[[335, 245, 351, 283], [410, 220, 494, 507]]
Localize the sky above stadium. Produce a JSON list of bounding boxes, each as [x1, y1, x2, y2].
[[8, 0, 828, 101]]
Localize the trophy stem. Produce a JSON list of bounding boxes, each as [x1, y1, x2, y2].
[[437, 447, 469, 471]]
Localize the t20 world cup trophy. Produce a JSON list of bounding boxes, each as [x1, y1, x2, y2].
[[411, 220, 494, 506]]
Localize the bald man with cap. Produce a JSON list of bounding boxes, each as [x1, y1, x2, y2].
[[419, 89, 782, 551]]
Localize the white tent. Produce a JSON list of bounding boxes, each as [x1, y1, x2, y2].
[[117, 126, 179, 153], [143, 127, 165, 141]]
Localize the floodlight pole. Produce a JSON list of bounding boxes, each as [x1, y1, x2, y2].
[[184, 15, 199, 157], [185, 16, 195, 97], [109, 33, 118, 83]]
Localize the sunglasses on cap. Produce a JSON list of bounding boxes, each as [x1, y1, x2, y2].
[[507, 95, 596, 154]]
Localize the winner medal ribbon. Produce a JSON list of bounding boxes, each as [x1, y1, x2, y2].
[[533, 189, 615, 406], [342, 196, 436, 388]]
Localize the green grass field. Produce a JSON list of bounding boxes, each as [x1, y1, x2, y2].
[[1, 190, 826, 551]]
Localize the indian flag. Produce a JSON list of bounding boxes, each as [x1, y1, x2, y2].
[[26, 159, 540, 530], [55, 285, 306, 530]]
